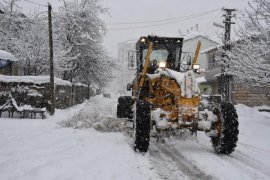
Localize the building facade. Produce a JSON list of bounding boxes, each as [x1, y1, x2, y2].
[[203, 47, 270, 106], [117, 39, 137, 94], [0, 50, 23, 76]]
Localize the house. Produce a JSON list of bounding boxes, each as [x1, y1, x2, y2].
[[0, 50, 23, 76], [117, 39, 137, 94], [182, 34, 219, 71], [202, 46, 270, 106]]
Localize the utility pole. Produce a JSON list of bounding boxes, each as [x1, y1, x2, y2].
[[221, 8, 235, 103], [48, 4, 55, 115]]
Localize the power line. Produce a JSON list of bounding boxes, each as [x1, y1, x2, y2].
[[22, 0, 48, 7], [108, 9, 222, 30], [200, 11, 223, 36], [108, 8, 221, 25]]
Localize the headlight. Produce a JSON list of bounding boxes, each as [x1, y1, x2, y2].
[[159, 62, 166, 68], [193, 64, 200, 70], [141, 38, 146, 42]]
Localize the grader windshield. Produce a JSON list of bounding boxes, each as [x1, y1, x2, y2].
[[136, 36, 184, 72]]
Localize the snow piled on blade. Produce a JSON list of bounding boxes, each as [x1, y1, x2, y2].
[[154, 68, 200, 98], [59, 95, 130, 133]]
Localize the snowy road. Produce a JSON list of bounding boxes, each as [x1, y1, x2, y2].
[[0, 95, 270, 180], [149, 142, 213, 180], [147, 103, 270, 180]]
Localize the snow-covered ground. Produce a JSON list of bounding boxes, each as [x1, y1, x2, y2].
[[0, 96, 158, 180], [0, 95, 270, 180]]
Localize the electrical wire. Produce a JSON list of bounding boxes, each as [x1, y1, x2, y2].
[[108, 9, 222, 30], [200, 11, 223, 37], [22, 0, 48, 7], [108, 8, 221, 25]]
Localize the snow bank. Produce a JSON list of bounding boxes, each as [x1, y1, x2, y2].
[[0, 75, 72, 86], [59, 95, 131, 133], [0, 50, 17, 61]]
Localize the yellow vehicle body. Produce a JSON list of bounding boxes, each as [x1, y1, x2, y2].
[[131, 37, 201, 129], [118, 36, 239, 154]]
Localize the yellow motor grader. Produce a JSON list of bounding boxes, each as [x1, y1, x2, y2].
[[117, 36, 239, 154]]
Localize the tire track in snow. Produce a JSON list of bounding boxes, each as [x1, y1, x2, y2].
[[149, 143, 188, 180], [189, 134, 270, 179], [150, 142, 214, 180]]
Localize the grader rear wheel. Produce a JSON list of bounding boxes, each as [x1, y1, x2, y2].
[[211, 102, 239, 154]]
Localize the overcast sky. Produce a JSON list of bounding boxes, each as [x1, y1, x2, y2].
[[15, 0, 251, 58]]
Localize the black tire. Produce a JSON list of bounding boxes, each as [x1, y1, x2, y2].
[[211, 102, 239, 155], [134, 100, 151, 153], [118, 96, 133, 104], [117, 96, 134, 119]]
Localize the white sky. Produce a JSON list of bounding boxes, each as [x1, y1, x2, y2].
[[10, 0, 251, 58]]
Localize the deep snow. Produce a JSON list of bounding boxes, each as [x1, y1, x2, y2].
[[0, 95, 270, 180], [0, 97, 158, 180]]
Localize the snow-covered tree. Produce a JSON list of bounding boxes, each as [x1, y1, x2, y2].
[[18, 14, 49, 75], [221, 0, 270, 87], [0, 0, 31, 56], [54, 0, 115, 86], [0, 1, 49, 75]]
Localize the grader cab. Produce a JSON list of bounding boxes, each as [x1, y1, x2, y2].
[[117, 36, 239, 154]]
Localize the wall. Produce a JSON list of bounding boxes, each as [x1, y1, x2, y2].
[[232, 84, 270, 106], [0, 63, 20, 76], [0, 82, 93, 111]]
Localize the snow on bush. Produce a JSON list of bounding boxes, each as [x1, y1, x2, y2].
[[59, 95, 131, 133]]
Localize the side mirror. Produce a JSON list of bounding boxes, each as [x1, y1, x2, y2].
[[128, 51, 136, 70], [127, 83, 132, 91]]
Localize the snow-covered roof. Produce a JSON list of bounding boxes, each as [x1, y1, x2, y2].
[[183, 34, 219, 45], [0, 75, 72, 86], [200, 45, 222, 54], [0, 50, 18, 62]]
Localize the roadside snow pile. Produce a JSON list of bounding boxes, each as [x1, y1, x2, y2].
[[60, 95, 131, 133]]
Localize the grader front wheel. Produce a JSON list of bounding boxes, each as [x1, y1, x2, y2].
[[117, 96, 133, 119], [133, 100, 151, 153], [211, 102, 239, 155]]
